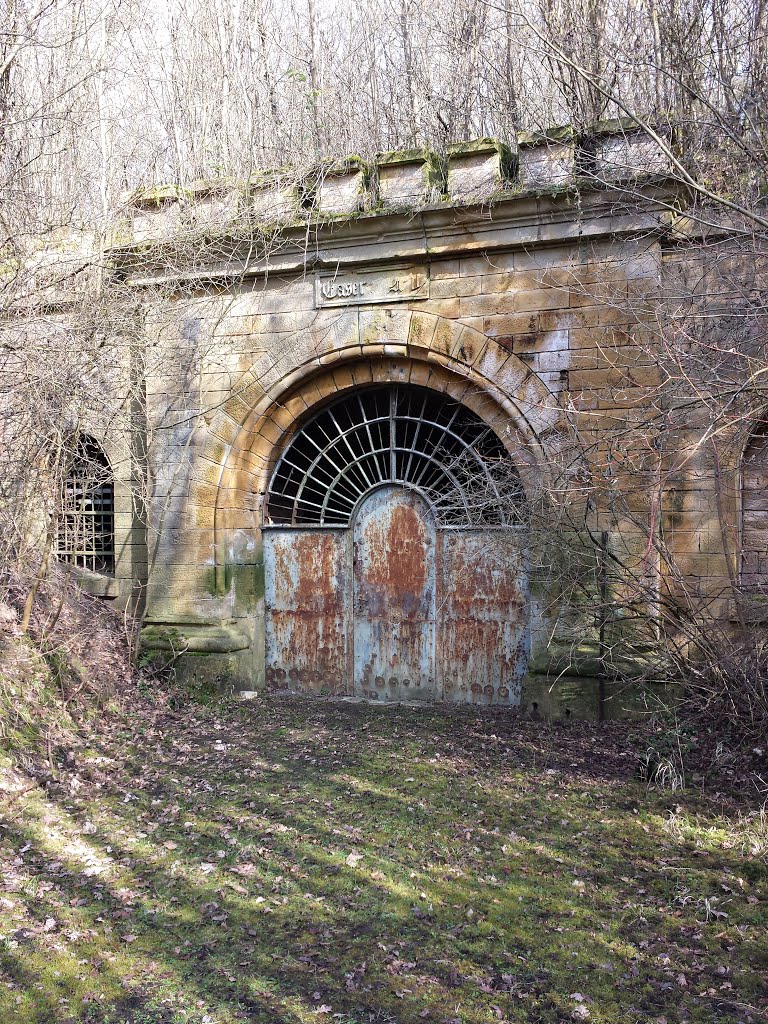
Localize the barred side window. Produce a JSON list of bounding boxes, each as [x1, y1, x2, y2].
[[56, 438, 115, 575], [742, 422, 768, 593]]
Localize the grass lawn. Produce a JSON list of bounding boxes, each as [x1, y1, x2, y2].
[[0, 694, 766, 1024]]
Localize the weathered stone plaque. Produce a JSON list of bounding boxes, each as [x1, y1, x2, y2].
[[315, 264, 428, 307]]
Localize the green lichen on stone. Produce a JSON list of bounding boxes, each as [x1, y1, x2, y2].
[[226, 561, 264, 611], [590, 114, 667, 137], [423, 152, 447, 193], [360, 311, 388, 346], [204, 564, 221, 598], [140, 622, 250, 654], [528, 639, 663, 681], [132, 177, 241, 209], [376, 147, 433, 166], [518, 124, 576, 147], [139, 624, 184, 649], [370, 148, 447, 205], [305, 208, 368, 227], [297, 155, 374, 215], [105, 217, 135, 246], [248, 166, 293, 188], [307, 154, 372, 187], [131, 183, 185, 207], [446, 137, 503, 156], [372, 201, 420, 216], [246, 167, 302, 218], [185, 177, 237, 198]]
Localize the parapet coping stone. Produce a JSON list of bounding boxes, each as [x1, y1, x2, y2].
[[118, 120, 677, 246], [376, 146, 436, 167]]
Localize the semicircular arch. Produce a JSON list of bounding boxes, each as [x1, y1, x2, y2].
[[185, 313, 582, 591]]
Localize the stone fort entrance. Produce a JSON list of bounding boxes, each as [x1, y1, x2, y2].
[[117, 128, 752, 716], [262, 384, 530, 704]]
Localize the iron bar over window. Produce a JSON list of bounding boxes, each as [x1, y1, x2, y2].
[[266, 385, 524, 527], [56, 437, 115, 574]]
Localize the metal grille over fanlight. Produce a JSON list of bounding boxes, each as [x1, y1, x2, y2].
[[266, 385, 523, 527]]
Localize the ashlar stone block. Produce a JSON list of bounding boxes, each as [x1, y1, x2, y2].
[[249, 170, 299, 223], [517, 129, 575, 188], [446, 138, 515, 204], [595, 127, 672, 180], [183, 187, 239, 231], [313, 158, 370, 216], [376, 149, 444, 207], [132, 198, 183, 243]]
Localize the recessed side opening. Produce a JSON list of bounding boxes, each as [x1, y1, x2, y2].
[[55, 436, 115, 576], [742, 419, 768, 594]]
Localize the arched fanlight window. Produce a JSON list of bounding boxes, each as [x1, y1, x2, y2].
[[56, 437, 115, 575], [266, 385, 524, 527]]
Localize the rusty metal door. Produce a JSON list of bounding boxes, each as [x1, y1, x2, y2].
[[352, 487, 436, 700], [264, 530, 349, 694], [440, 530, 529, 705]]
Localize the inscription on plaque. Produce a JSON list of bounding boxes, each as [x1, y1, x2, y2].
[[315, 264, 429, 307]]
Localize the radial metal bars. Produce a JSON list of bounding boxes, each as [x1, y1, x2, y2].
[[266, 385, 523, 527]]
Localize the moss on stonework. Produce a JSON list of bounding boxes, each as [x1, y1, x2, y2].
[[500, 182, 578, 202], [591, 114, 673, 136], [204, 564, 219, 598], [370, 200, 420, 217], [376, 148, 445, 189], [132, 177, 243, 209], [528, 640, 663, 680], [518, 125, 576, 147], [140, 623, 250, 654], [309, 154, 371, 182], [446, 137, 504, 156], [226, 562, 264, 610], [131, 183, 185, 207], [248, 166, 293, 188], [423, 152, 447, 192], [376, 147, 434, 166], [185, 177, 238, 198], [304, 210, 351, 226]]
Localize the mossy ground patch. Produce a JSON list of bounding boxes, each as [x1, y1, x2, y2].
[[1, 695, 765, 1023]]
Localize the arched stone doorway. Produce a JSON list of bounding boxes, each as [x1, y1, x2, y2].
[[262, 383, 529, 704]]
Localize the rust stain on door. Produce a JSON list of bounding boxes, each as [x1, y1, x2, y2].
[[264, 495, 529, 704], [440, 530, 529, 705], [264, 530, 349, 694], [353, 487, 436, 700]]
